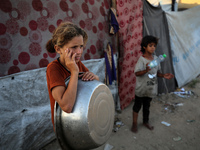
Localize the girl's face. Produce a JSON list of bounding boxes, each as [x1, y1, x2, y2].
[[144, 42, 156, 54], [61, 35, 84, 63]]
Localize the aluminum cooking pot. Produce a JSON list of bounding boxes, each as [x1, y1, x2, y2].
[[54, 78, 115, 150]]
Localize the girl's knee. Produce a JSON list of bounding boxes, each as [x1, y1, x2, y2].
[[133, 106, 141, 113]]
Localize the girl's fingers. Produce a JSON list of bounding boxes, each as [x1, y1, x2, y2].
[[65, 48, 69, 54], [68, 49, 72, 57], [164, 73, 174, 80], [65, 48, 75, 60], [82, 72, 94, 81], [71, 53, 76, 60], [64, 48, 69, 58], [78, 74, 83, 79], [81, 72, 88, 80]]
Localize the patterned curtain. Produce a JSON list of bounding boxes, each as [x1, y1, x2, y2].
[[116, 0, 143, 109], [0, 0, 116, 77]]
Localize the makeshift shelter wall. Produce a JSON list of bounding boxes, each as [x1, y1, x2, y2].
[[143, 0, 176, 93], [166, 6, 200, 87], [116, 0, 143, 109], [147, 0, 179, 11], [0, 58, 106, 150], [0, 0, 116, 77]]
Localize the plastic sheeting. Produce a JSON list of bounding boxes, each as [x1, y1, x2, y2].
[[147, 0, 179, 11], [0, 68, 55, 150], [166, 6, 200, 87], [147, 0, 179, 5], [143, 0, 176, 93], [0, 58, 109, 150]]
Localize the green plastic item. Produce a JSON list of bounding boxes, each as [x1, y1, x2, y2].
[[163, 54, 167, 58]]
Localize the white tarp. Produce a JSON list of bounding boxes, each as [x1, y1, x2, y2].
[[147, 0, 179, 11], [0, 58, 106, 150], [143, 0, 176, 94], [166, 6, 200, 87]]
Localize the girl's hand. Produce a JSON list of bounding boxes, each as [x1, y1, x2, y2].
[[64, 48, 79, 73], [146, 63, 151, 72], [79, 72, 99, 81], [164, 73, 174, 80]]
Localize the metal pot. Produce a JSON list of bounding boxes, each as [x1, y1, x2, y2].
[[54, 79, 115, 150]]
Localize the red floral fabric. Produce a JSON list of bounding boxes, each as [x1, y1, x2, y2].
[[116, 0, 143, 109], [0, 0, 116, 77]]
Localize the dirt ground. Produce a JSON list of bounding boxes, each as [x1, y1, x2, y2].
[[41, 76, 200, 150]]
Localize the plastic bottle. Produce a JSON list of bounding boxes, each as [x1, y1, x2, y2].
[[148, 54, 166, 69], [161, 121, 171, 126]]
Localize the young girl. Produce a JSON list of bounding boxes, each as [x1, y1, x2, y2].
[[46, 22, 99, 130], [132, 35, 174, 133]]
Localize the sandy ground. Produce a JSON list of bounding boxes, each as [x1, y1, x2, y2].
[[41, 76, 200, 150]]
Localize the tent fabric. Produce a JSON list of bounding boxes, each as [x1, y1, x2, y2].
[[147, 0, 179, 11], [116, 0, 143, 109], [0, 58, 106, 150], [0, 0, 116, 77], [0, 68, 55, 150], [166, 6, 200, 87], [143, 0, 176, 93]]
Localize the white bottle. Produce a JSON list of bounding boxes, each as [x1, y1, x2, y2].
[[148, 54, 166, 69], [161, 121, 171, 126]]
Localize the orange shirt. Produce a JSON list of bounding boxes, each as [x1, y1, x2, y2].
[[46, 58, 89, 128]]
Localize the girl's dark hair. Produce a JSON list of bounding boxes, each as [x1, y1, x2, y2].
[[140, 35, 158, 54], [46, 22, 88, 53]]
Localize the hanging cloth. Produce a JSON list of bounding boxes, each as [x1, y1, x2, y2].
[[109, 8, 120, 34], [104, 43, 117, 85]]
